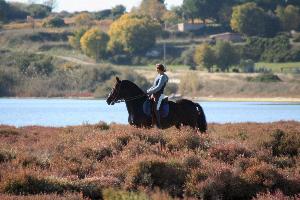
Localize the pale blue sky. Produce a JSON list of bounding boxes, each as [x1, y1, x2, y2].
[[7, 0, 183, 12]]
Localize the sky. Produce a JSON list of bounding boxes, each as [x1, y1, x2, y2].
[[6, 0, 184, 12]]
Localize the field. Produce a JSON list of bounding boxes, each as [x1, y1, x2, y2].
[[0, 122, 299, 199]]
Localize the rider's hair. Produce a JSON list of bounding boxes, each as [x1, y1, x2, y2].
[[156, 63, 166, 72]]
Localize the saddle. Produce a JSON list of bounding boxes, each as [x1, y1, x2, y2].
[[143, 97, 169, 118]]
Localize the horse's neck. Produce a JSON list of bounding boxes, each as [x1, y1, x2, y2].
[[123, 81, 145, 98], [125, 96, 146, 114], [122, 81, 146, 114]]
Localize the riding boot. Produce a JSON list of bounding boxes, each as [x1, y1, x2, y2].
[[155, 110, 161, 129]]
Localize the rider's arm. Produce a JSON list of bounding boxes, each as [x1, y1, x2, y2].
[[147, 75, 168, 94]]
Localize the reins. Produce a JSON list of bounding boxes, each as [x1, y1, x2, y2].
[[114, 94, 147, 104], [110, 81, 147, 104]]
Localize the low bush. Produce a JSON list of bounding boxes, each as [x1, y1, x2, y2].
[[42, 17, 66, 28], [210, 142, 253, 164], [0, 69, 18, 96], [241, 35, 300, 62], [0, 128, 19, 137], [26, 31, 71, 42], [185, 165, 251, 199], [82, 146, 113, 161], [241, 162, 290, 196], [246, 73, 282, 83], [2, 174, 103, 199], [113, 135, 132, 151], [3, 175, 67, 195], [125, 159, 187, 197], [21, 154, 51, 170], [0, 149, 16, 163], [166, 131, 210, 151], [103, 188, 148, 200], [15, 53, 54, 77], [265, 129, 300, 157], [254, 190, 300, 200]]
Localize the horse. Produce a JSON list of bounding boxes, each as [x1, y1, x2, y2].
[[106, 77, 207, 133]]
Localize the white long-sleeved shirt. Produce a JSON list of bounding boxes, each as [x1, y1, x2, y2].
[[147, 73, 168, 95]]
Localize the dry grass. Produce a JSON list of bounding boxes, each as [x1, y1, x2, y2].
[[0, 122, 299, 199]]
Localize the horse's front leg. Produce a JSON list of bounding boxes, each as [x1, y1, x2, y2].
[[128, 115, 134, 126]]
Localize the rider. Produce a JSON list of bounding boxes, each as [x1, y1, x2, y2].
[[147, 63, 169, 128]]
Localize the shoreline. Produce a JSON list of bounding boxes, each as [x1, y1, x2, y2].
[[1, 96, 300, 102]]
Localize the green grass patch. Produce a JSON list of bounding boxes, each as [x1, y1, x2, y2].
[[255, 62, 300, 73]]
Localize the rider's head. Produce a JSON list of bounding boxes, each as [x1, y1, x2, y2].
[[156, 63, 166, 73]]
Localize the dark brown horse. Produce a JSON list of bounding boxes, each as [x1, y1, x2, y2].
[[106, 77, 207, 133]]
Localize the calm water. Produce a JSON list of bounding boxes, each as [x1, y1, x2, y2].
[[0, 99, 300, 127]]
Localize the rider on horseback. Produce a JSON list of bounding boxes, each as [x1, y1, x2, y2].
[[147, 64, 169, 128]]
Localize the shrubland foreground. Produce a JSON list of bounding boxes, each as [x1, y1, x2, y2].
[[0, 122, 299, 200]]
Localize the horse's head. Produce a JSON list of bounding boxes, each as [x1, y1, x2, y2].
[[106, 77, 125, 105]]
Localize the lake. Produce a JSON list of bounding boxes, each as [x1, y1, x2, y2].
[[0, 99, 300, 127]]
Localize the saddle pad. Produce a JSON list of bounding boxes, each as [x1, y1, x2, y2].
[[143, 100, 169, 118]]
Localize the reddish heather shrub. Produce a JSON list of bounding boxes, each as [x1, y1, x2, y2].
[[103, 188, 148, 200], [182, 155, 202, 169], [1, 172, 103, 199], [271, 156, 295, 169], [122, 140, 152, 157], [0, 128, 20, 137], [82, 146, 113, 161], [0, 193, 86, 200], [209, 142, 253, 164], [234, 157, 261, 172], [21, 154, 51, 170], [94, 122, 110, 131], [185, 168, 251, 200], [253, 190, 300, 200], [125, 158, 187, 197], [137, 131, 167, 147], [66, 158, 95, 179], [113, 135, 132, 151], [0, 149, 16, 163], [166, 131, 211, 151], [240, 162, 297, 196], [185, 159, 255, 200], [265, 129, 300, 157], [2, 174, 66, 195]]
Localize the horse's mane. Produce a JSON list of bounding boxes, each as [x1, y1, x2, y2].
[[121, 80, 145, 95]]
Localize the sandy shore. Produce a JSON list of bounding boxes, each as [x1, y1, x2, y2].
[[193, 97, 300, 102]]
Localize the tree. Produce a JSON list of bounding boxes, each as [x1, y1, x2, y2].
[[162, 10, 179, 24], [94, 9, 112, 20], [68, 28, 87, 50], [108, 14, 160, 54], [80, 27, 109, 61], [215, 41, 240, 72], [42, 16, 65, 28], [182, 0, 222, 23], [138, 0, 166, 22], [26, 3, 51, 18], [194, 44, 216, 72], [276, 5, 300, 31], [0, 0, 9, 21], [43, 0, 57, 11], [182, 0, 200, 23], [73, 12, 93, 27], [181, 46, 196, 70], [231, 3, 280, 37], [111, 5, 126, 19]]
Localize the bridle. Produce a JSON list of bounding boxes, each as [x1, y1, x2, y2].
[[108, 81, 147, 104]]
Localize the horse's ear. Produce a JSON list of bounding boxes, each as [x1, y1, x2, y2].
[[116, 76, 121, 83]]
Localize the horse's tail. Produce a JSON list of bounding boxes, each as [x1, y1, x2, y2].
[[195, 103, 207, 133]]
